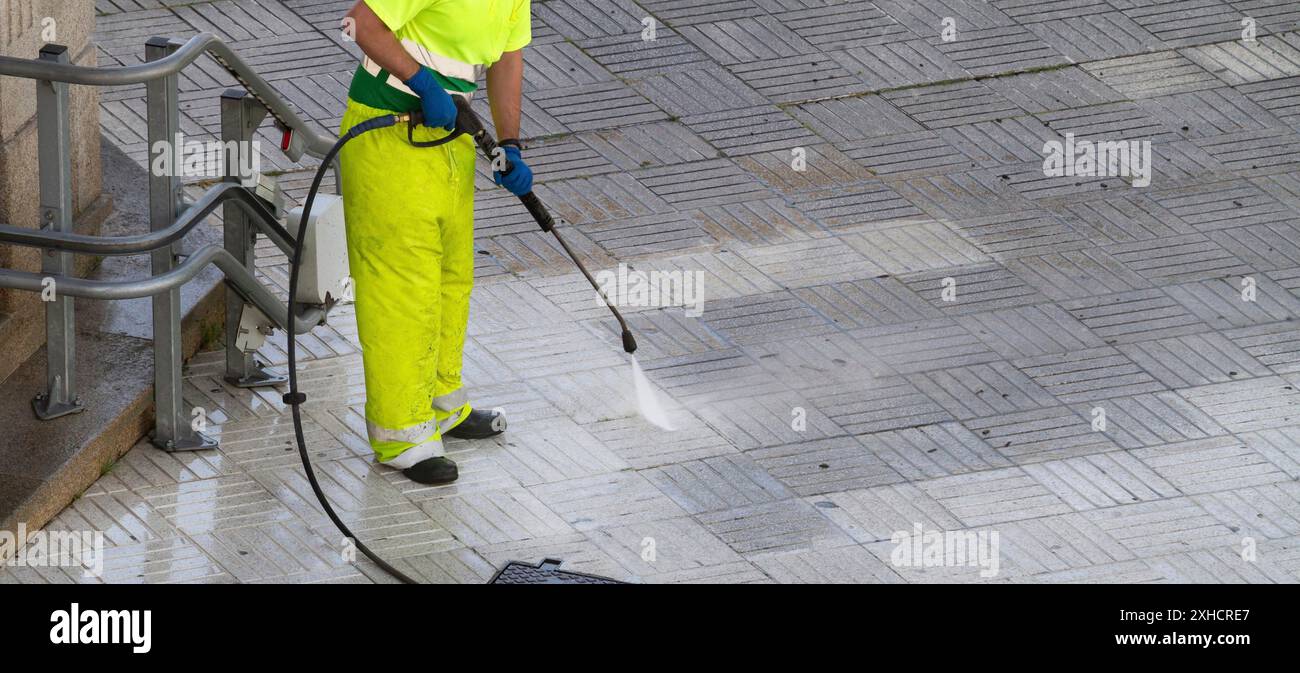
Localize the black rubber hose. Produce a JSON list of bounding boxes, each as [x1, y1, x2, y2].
[[285, 114, 419, 585]]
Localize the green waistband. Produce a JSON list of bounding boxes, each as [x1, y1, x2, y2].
[[347, 65, 476, 113]]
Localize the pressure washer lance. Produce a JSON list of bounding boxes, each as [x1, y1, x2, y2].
[[282, 97, 636, 584]]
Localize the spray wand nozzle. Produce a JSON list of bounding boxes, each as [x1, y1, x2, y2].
[[409, 99, 639, 355]]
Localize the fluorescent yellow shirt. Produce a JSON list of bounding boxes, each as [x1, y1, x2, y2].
[[351, 0, 531, 110]]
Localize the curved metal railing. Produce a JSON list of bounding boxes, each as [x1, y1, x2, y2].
[[0, 34, 341, 449]]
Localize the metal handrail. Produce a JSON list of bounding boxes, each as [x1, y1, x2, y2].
[[0, 33, 342, 448], [0, 244, 326, 335], [0, 181, 295, 255], [0, 33, 335, 159]]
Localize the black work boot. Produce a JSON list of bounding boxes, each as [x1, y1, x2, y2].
[[446, 408, 506, 439], [402, 456, 459, 485]]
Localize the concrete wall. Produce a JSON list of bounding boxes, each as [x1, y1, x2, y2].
[[0, 0, 103, 382]]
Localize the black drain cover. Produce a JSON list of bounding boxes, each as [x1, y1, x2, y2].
[[489, 558, 626, 584]]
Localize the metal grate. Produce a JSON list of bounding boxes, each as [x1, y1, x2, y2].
[[488, 558, 626, 585]]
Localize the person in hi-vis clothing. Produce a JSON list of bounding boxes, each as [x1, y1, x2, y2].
[[340, 0, 534, 484]]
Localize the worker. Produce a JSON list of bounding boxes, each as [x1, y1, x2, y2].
[[340, 0, 533, 484]]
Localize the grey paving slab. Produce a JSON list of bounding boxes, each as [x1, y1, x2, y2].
[[969, 409, 1119, 465]]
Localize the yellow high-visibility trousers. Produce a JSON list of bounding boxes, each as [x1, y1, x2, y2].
[[338, 98, 475, 469]]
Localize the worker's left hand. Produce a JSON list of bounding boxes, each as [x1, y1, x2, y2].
[[494, 144, 533, 196]]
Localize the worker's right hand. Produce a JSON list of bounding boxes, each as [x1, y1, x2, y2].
[[403, 66, 457, 132]]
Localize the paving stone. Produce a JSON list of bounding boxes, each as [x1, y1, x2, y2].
[[642, 560, 772, 583], [875, 0, 1018, 33], [848, 318, 1003, 374], [959, 304, 1107, 358], [844, 131, 980, 177], [536, 0, 648, 40], [1104, 233, 1253, 284], [793, 94, 926, 143], [860, 422, 1017, 480], [832, 41, 970, 91], [692, 200, 823, 247], [633, 158, 777, 208], [736, 238, 880, 288], [1193, 127, 1300, 174], [931, 24, 1069, 77], [890, 170, 1038, 220], [578, 30, 715, 77], [586, 413, 737, 470], [1165, 276, 1300, 329], [936, 117, 1059, 169], [1144, 546, 1296, 583], [1240, 425, 1300, 479], [642, 454, 794, 515], [728, 52, 874, 103], [1014, 346, 1166, 404], [1022, 452, 1180, 510], [1077, 392, 1229, 448], [641, 348, 792, 405], [915, 467, 1075, 527], [632, 65, 769, 116], [1061, 194, 1198, 245], [528, 80, 667, 131], [420, 488, 573, 547], [882, 81, 1023, 129], [1179, 375, 1300, 432], [964, 406, 1120, 463], [1082, 497, 1242, 557], [1023, 11, 1164, 62], [749, 436, 905, 496], [1209, 222, 1300, 270], [678, 16, 819, 65], [680, 105, 818, 156], [586, 516, 745, 577], [529, 472, 689, 531], [1194, 482, 1300, 540], [699, 291, 839, 345], [1183, 33, 1300, 85], [812, 483, 960, 547], [992, 0, 1117, 24], [902, 262, 1048, 316], [578, 121, 720, 171], [696, 498, 856, 555], [478, 417, 630, 486], [695, 391, 846, 450], [744, 333, 891, 389], [1239, 74, 1300, 127], [995, 513, 1138, 575], [637, 0, 759, 25], [789, 181, 928, 232], [845, 221, 991, 274], [1134, 435, 1291, 496], [1061, 288, 1213, 343], [1119, 332, 1273, 387], [751, 545, 905, 583], [1225, 321, 1300, 373], [1083, 52, 1224, 98], [776, 0, 914, 50], [793, 277, 943, 330], [736, 145, 876, 195], [1122, 0, 1246, 48], [804, 377, 954, 434], [1005, 248, 1154, 301]]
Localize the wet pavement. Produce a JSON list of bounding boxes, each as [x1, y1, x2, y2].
[[5, 0, 1300, 583]]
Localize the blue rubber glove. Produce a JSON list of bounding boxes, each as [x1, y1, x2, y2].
[[403, 66, 457, 131], [494, 144, 534, 196]]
